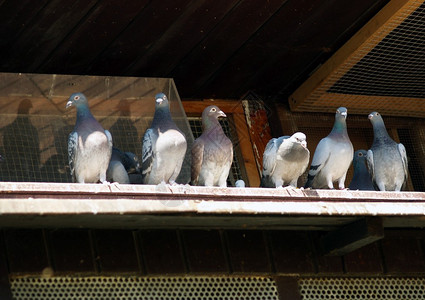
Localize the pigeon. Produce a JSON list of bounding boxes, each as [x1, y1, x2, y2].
[[349, 150, 375, 190], [66, 92, 112, 183], [260, 132, 310, 188], [191, 105, 233, 187], [367, 111, 408, 191], [304, 107, 353, 189], [141, 93, 187, 185], [106, 147, 140, 184]]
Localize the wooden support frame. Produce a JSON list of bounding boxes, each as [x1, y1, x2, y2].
[[182, 99, 260, 187], [289, 0, 425, 117], [320, 217, 384, 256]]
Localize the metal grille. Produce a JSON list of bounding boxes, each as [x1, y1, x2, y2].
[[189, 117, 244, 187], [10, 276, 279, 300], [290, 0, 425, 117], [299, 277, 425, 300]]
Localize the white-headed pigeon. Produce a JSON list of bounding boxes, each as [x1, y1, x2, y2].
[[261, 132, 310, 188]]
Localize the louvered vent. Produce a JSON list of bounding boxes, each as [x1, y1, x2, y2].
[[290, 0, 425, 117]]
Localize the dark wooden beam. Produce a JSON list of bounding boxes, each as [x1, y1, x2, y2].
[[320, 217, 384, 256], [274, 276, 302, 300], [0, 233, 12, 300]]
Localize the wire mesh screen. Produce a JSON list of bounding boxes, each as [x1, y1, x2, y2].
[[188, 117, 244, 187], [10, 276, 279, 300], [290, 0, 425, 117], [299, 277, 425, 300], [0, 74, 194, 184], [287, 110, 421, 191]]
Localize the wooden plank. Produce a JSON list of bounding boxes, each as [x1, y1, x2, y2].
[[182, 230, 229, 273], [4, 0, 98, 72], [40, 0, 149, 73], [0, 0, 49, 52], [139, 230, 186, 274], [382, 234, 425, 273], [226, 230, 272, 273], [170, 0, 285, 97], [87, 0, 194, 74], [320, 217, 384, 256], [242, 100, 272, 173], [49, 229, 96, 273], [270, 231, 315, 274], [94, 229, 139, 273], [274, 276, 302, 300], [125, 0, 241, 76], [289, 0, 421, 110], [344, 242, 384, 274], [4, 229, 48, 274], [0, 233, 12, 300]]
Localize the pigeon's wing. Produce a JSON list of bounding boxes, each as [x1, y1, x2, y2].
[[104, 129, 113, 150], [191, 139, 204, 185], [262, 137, 286, 177], [141, 128, 156, 183], [67, 131, 78, 182], [398, 143, 408, 183], [308, 138, 331, 175], [366, 149, 375, 183]]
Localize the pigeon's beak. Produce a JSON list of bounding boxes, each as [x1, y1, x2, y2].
[[368, 113, 373, 120], [66, 100, 73, 109], [156, 98, 163, 104], [218, 110, 227, 118], [301, 140, 307, 148], [340, 111, 347, 118]]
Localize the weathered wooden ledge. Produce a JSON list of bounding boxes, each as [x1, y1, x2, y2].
[[0, 182, 424, 230]]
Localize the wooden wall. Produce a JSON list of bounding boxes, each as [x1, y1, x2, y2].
[[2, 228, 424, 277]]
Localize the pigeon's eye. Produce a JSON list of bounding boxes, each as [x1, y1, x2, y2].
[[74, 95, 80, 101], [358, 152, 363, 157], [211, 107, 216, 112]]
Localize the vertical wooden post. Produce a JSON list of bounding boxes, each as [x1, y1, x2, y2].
[[0, 233, 12, 300]]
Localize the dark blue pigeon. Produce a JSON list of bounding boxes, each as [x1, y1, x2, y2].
[[191, 105, 233, 187], [141, 93, 187, 185], [367, 112, 408, 191], [304, 107, 353, 189], [107, 147, 140, 184], [66, 92, 112, 183], [349, 150, 375, 190]]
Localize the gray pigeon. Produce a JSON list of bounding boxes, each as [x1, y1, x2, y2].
[[367, 111, 408, 191], [304, 107, 353, 189], [141, 93, 187, 185], [67, 92, 112, 183], [191, 105, 233, 187], [349, 150, 375, 190], [260, 132, 310, 188], [107, 147, 140, 184]]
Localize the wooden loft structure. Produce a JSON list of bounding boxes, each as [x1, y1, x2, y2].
[[0, 0, 425, 299]]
